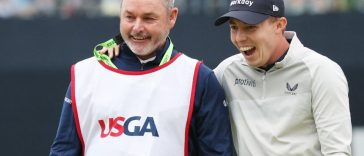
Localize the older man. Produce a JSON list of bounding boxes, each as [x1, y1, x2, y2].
[[49, 0, 235, 155]]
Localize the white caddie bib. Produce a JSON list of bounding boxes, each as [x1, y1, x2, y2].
[[71, 54, 200, 156]]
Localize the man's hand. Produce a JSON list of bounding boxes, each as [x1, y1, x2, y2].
[[99, 34, 123, 59], [99, 45, 120, 59]]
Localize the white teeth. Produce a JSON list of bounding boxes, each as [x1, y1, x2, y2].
[[239, 47, 254, 52], [133, 36, 147, 40]]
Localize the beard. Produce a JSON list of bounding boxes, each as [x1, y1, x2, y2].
[[123, 30, 170, 60]]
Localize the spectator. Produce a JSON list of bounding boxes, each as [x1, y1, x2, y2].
[[0, 0, 38, 19], [35, 0, 56, 17], [59, 0, 82, 18], [100, 0, 119, 17]]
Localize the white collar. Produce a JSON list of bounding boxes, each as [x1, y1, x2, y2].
[[138, 56, 157, 64]]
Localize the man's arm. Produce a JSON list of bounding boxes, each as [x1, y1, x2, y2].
[[311, 59, 352, 155], [49, 84, 82, 156], [191, 64, 236, 156]]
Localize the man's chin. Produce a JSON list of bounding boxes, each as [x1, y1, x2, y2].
[[129, 45, 148, 54], [130, 48, 155, 58]]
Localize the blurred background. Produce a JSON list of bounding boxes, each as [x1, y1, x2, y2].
[[0, 0, 363, 155]]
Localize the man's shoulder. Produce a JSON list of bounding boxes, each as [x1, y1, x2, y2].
[[213, 54, 243, 85], [198, 63, 214, 74], [291, 47, 346, 83], [299, 47, 342, 70], [222, 53, 243, 64], [214, 54, 243, 73], [286, 31, 339, 67]]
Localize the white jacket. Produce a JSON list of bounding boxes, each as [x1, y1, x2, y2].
[[214, 31, 352, 156]]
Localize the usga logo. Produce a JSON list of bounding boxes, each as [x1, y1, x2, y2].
[[98, 116, 159, 138]]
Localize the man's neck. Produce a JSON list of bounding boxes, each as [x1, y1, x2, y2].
[[272, 36, 290, 63], [259, 36, 290, 70], [137, 56, 157, 64]]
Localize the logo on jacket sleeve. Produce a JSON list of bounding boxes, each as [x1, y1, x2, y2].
[[98, 116, 159, 138], [64, 97, 72, 104]]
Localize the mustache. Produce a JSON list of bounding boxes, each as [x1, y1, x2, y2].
[[130, 32, 149, 38]]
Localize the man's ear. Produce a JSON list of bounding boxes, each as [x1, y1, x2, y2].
[[276, 17, 287, 33], [169, 8, 178, 29]]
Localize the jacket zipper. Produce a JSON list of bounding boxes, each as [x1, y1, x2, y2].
[[262, 71, 267, 99]]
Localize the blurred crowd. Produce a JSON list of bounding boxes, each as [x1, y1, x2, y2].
[[1, 0, 364, 19]]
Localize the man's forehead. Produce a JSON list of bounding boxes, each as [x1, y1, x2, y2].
[[121, 0, 167, 12], [122, 0, 165, 7]]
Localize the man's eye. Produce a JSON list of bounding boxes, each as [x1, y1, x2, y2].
[[126, 16, 134, 20], [230, 25, 237, 30], [246, 26, 256, 30], [144, 17, 155, 21]]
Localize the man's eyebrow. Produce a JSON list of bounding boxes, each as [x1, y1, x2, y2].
[[123, 10, 157, 17], [143, 12, 158, 17]]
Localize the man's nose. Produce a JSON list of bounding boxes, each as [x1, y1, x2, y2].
[[132, 19, 145, 33], [236, 29, 248, 42]]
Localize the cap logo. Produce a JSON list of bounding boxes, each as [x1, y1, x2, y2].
[[230, 0, 254, 7], [273, 5, 279, 12]]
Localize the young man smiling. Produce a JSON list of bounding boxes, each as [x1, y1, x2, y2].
[[214, 0, 352, 155], [49, 0, 236, 155]]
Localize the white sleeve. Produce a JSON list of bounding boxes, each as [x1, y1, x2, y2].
[[213, 62, 224, 86], [308, 56, 352, 155], [213, 54, 241, 87]]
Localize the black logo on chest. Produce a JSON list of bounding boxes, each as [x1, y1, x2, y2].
[[285, 82, 298, 95], [234, 78, 256, 87]]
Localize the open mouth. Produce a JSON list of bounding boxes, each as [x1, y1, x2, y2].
[[131, 36, 150, 41], [240, 46, 256, 56]]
